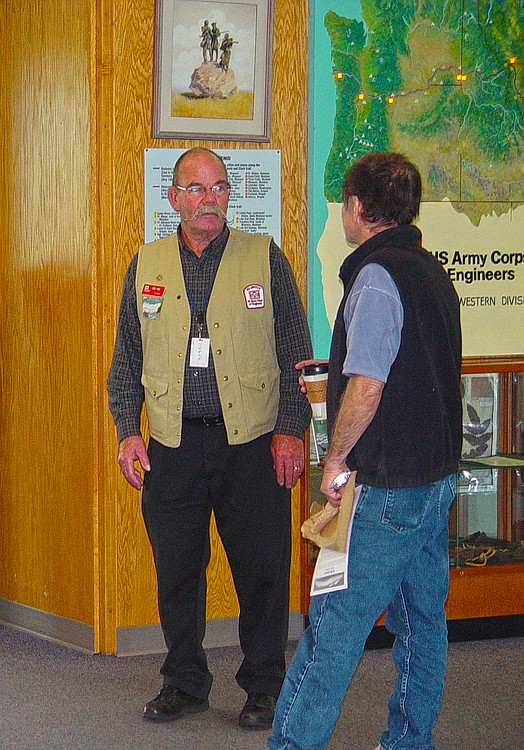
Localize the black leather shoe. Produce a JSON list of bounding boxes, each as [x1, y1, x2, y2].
[[143, 685, 209, 722], [238, 692, 277, 730]]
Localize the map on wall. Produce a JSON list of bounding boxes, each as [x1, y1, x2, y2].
[[309, 0, 524, 358]]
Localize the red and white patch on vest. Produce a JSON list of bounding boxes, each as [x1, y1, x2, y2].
[[243, 284, 265, 309], [141, 283, 165, 296]]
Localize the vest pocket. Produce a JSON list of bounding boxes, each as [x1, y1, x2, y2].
[[239, 368, 279, 432], [142, 373, 169, 437]]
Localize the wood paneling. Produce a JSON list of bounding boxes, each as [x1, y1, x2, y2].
[[97, 0, 310, 637], [0, 1, 93, 622], [0, 0, 309, 653], [447, 565, 524, 619]]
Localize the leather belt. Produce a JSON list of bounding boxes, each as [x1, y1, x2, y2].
[[185, 415, 224, 427]]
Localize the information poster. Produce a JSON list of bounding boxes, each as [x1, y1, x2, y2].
[[144, 148, 281, 244]]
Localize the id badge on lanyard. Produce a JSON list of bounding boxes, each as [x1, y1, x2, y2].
[[189, 311, 210, 367]]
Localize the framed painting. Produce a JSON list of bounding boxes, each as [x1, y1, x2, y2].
[[153, 0, 274, 140]]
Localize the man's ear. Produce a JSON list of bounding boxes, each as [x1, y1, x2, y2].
[[352, 195, 363, 222], [167, 185, 178, 212]]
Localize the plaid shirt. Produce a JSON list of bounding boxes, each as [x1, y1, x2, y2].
[[107, 226, 312, 443]]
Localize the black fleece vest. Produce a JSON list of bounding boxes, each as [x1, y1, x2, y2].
[[327, 225, 462, 488]]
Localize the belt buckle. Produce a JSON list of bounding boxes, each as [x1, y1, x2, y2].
[[202, 415, 222, 427]]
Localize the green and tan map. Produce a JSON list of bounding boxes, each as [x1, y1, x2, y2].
[[324, 0, 523, 224], [310, 1, 524, 357]]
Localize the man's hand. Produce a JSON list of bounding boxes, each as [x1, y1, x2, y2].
[[270, 433, 304, 488], [295, 358, 329, 394], [320, 461, 350, 507], [118, 435, 151, 489]]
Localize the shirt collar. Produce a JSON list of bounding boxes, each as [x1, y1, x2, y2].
[[177, 225, 230, 259]]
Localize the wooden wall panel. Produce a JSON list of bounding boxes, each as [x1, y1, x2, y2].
[[0, 1, 94, 622], [100, 0, 310, 628], [0, 0, 309, 653]]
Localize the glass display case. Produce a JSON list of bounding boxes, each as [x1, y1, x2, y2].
[[451, 464, 524, 567], [450, 373, 524, 568], [302, 369, 524, 620]]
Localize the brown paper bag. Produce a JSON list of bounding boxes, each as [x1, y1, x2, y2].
[[301, 472, 357, 552]]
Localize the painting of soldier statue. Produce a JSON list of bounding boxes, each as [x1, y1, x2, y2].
[[153, 0, 274, 140]]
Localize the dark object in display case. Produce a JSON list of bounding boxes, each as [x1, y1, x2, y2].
[[452, 531, 524, 566]]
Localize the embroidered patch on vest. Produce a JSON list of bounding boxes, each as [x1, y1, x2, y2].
[[141, 283, 165, 318], [142, 284, 165, 296], [243, 284, 265, 309]]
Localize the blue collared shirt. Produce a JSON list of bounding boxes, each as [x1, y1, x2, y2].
[[343, 263, 404, 383]]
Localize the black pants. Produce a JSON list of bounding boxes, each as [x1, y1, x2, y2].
[[142, 421, 291, 700]]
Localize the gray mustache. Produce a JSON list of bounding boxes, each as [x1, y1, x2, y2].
[[191, 205, 227, 221]]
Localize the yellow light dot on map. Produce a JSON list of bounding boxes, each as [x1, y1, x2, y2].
[[510, 56, 517, 64], [334, 71, 343, 80], [387, 97, 394, 104], [358, 93, 365, 100]]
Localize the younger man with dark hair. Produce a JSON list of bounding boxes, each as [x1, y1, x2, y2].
[[268, 152, 462, 750]]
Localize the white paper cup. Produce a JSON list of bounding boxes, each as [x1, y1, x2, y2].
[[302, 364, 328, 420]]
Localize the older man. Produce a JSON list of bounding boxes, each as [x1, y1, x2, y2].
[[269, 152, 462, 750], [107, 148, 312, 730]]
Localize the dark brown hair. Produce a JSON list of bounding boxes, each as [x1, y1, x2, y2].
[[342, 151, 422, 226]]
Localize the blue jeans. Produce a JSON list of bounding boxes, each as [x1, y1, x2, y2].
[[268, 474, 456, 750]]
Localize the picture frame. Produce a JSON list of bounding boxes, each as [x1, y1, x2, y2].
[[153, 0, 274, 141]]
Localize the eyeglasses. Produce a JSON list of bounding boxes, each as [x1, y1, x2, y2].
[[174, 183, 231, 197]]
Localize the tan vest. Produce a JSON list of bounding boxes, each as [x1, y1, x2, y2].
[[135, 229, 280, 447]]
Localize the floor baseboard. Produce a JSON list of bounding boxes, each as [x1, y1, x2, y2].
[[365, 614, 524, 649]]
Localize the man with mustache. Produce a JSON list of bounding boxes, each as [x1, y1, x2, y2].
[[107, 147, 312, 730]]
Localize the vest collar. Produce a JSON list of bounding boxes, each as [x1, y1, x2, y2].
[[339, 224, 422, 284]]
